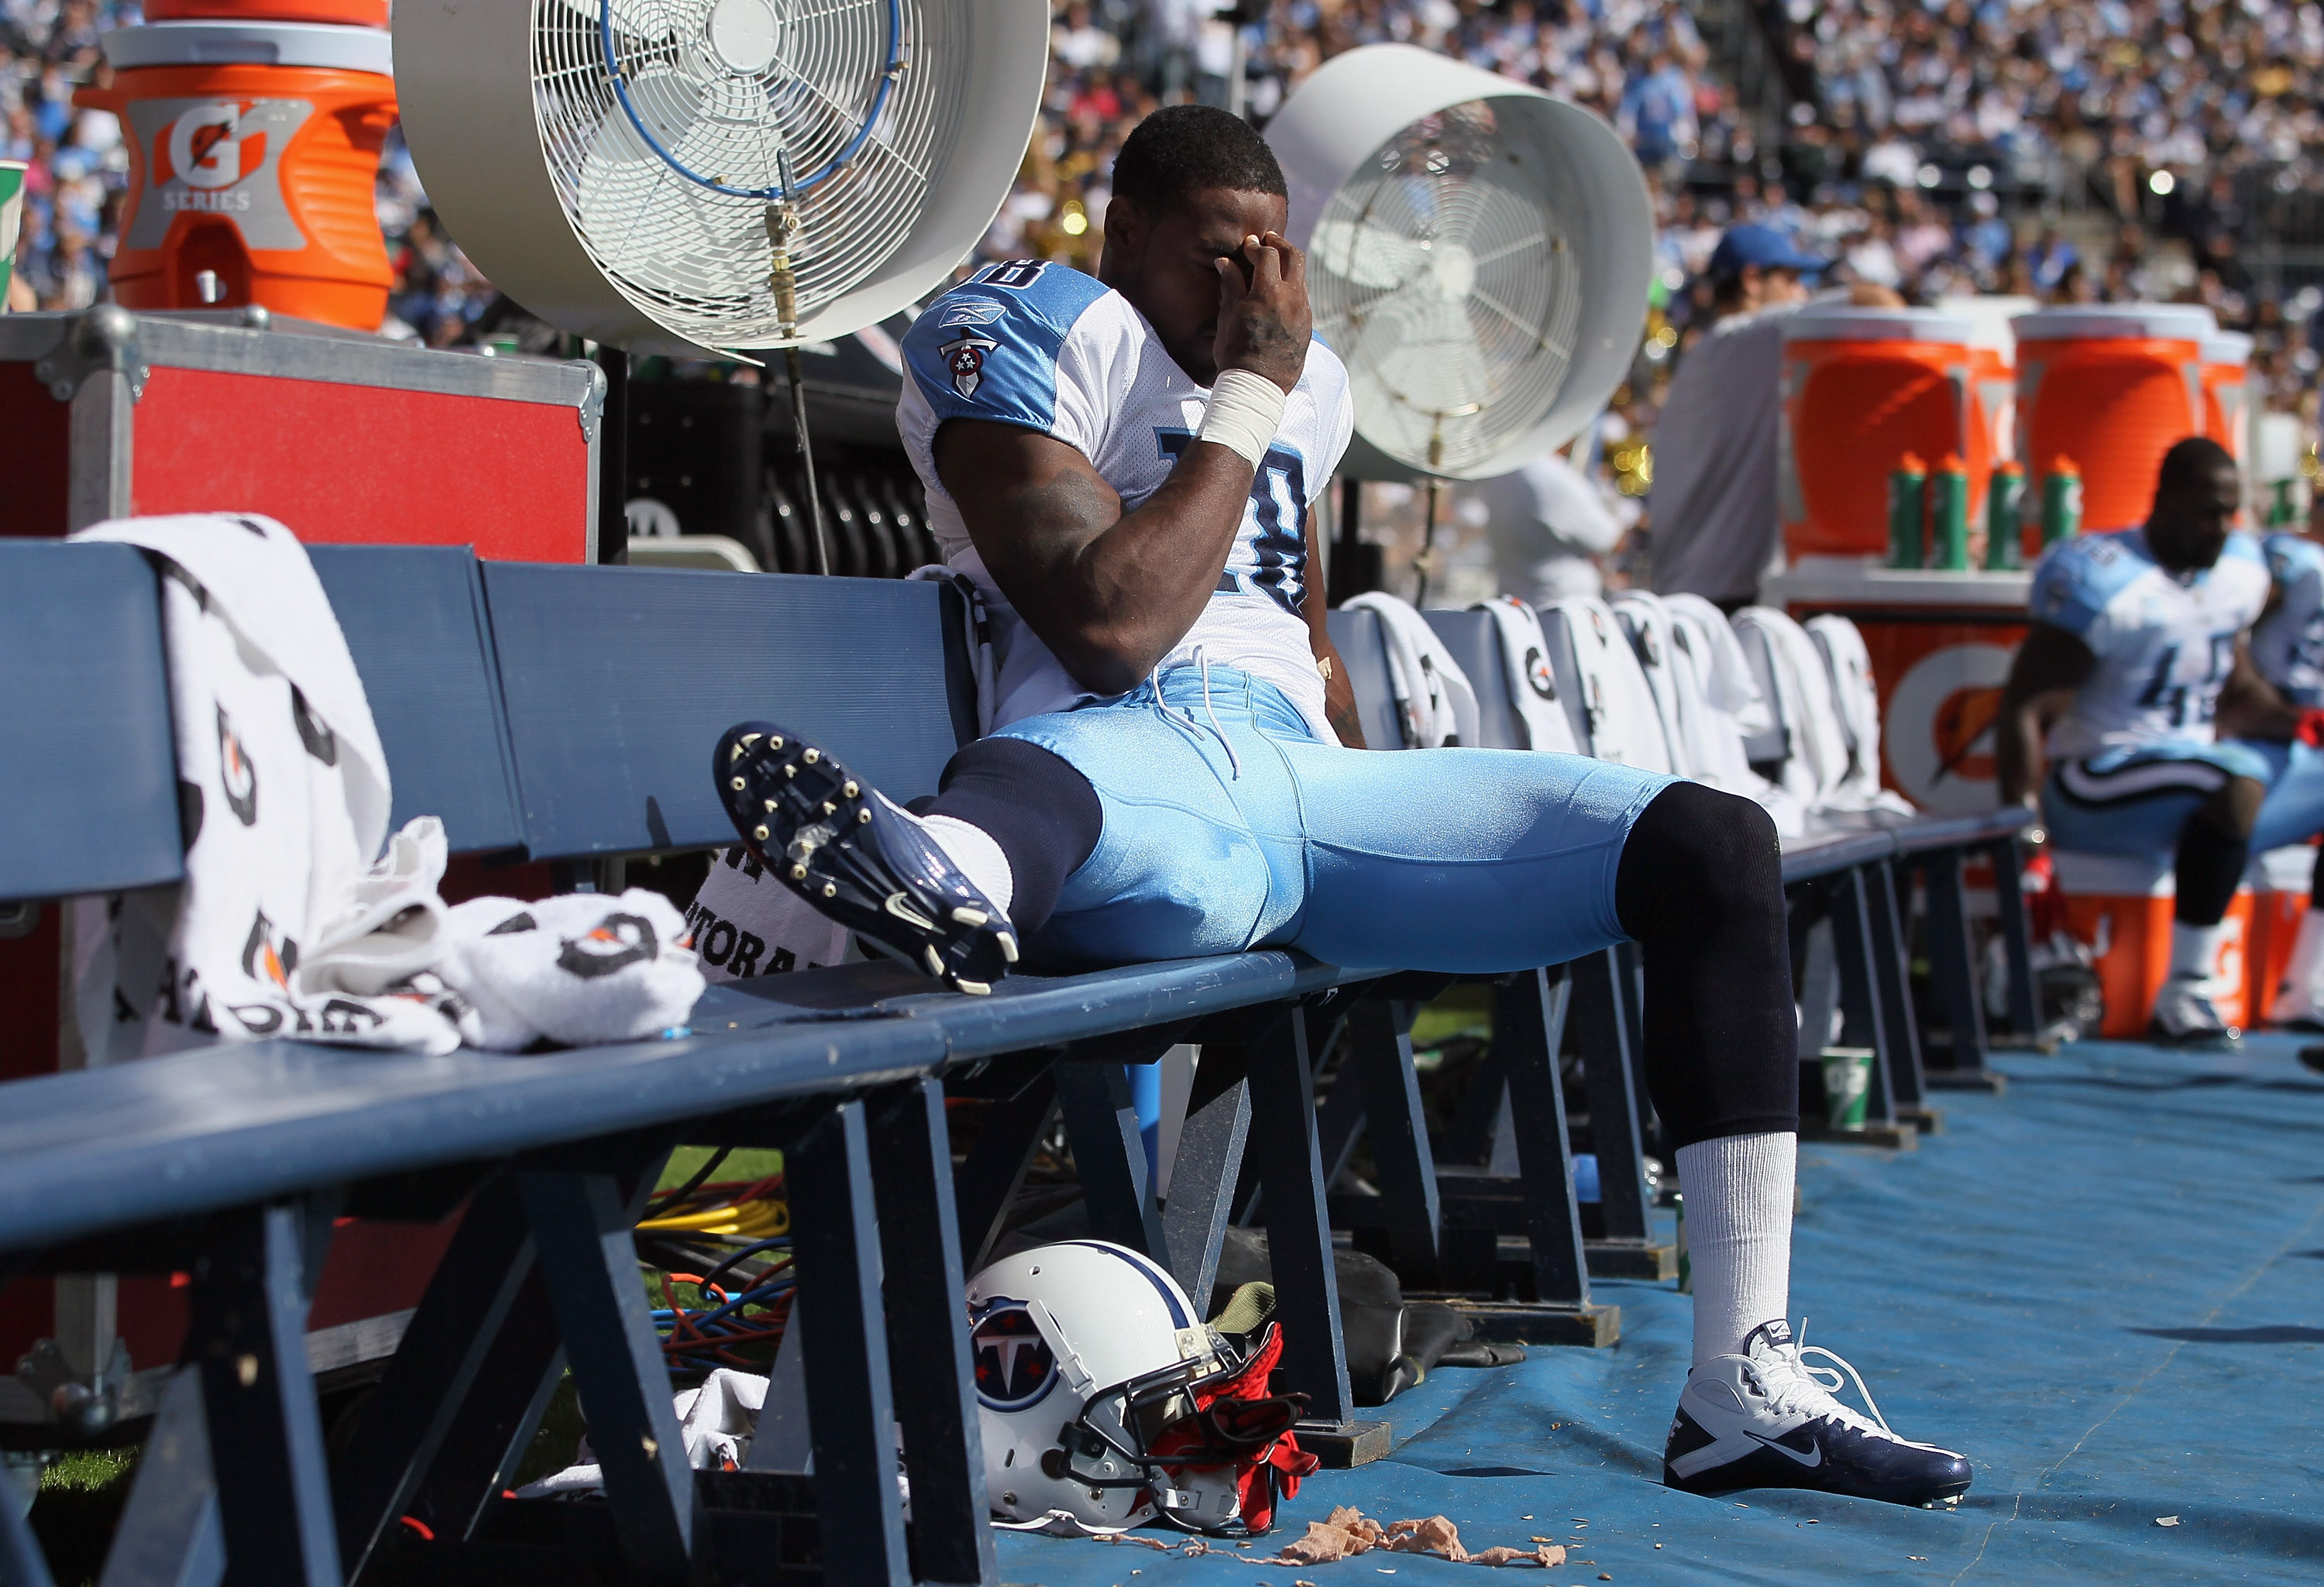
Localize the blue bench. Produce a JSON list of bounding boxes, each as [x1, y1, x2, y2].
[[0, 542, 1424, 1587]]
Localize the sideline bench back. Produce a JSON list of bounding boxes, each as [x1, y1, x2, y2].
[[0, 541, 183, 900]]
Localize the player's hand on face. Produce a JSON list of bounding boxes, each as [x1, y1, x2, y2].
[[1213, 230, 1311, 395]]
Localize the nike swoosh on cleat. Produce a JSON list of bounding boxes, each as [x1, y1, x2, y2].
[[1748, 1431, 1823, 1468], [885, 891, 938, 932]]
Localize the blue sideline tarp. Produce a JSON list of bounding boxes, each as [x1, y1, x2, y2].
[[996, 1037, 2324, 1585]]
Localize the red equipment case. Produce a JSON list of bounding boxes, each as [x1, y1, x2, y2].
[[0, 304, 602, 549]]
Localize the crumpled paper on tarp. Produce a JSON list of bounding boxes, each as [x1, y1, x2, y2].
[[1267, 1506, 1567, 1568]]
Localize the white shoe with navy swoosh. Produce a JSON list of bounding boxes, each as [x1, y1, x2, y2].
[[1662, 1321, 1972, 1507]]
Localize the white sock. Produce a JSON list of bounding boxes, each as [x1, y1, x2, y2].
[[914, 811, 1014, 919], [2275, 909, 2324, 1019], [2168, 919, 2229, 983], [1676, 1132, 1796, 1367]]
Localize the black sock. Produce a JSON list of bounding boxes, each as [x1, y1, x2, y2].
[[2174, 814, 2249, 927], [923, 737, 1102, 936]]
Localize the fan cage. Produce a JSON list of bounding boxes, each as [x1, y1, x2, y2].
[[1306, 100, 1583, 478], [531, 0, 969, 349]]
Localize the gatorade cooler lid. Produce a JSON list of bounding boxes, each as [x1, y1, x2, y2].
[[100, 20, 393, 73], [2205, 328, 2254, 366], [1779, 305, 1974, 345], [2011, 304, 2216, 344]]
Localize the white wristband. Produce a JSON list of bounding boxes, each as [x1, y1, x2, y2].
[[1197, 368, 1289, 467]]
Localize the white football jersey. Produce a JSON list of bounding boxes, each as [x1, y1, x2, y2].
[[897, 259, 1354, 739], [2252, 531, 2324, 706], [2030, 527, 2271, 757]]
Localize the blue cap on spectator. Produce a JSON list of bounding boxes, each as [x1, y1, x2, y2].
[[1708, 224, 1827, 282]]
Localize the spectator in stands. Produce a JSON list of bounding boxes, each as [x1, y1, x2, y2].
[[730, 107, 1975, 1510], [1648, 224, 1902, 610], [1998, 438, 2324, 1048]]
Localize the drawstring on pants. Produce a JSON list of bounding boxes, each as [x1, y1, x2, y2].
[[1150, 646, 1241, 781]]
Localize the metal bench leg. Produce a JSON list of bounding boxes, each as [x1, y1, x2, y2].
[[1869, 860, 1930, 1111], [1054, 1060, 1167, 1259], [1919, 850, 1997, 1084], [869, 1080, 995, 1587], [332, 1173, 541, 1581], [784, 1098, 912, 1587], [3, 1462, 59, 1587], [1827, 868, 1900, 1128], [106, 1201, 341, 1587], [1572, 949, 1652, 1246], [952, 1070, 1058, 1273], [1243, 1007, 1353, 1424], [1495, 968, 1590, 1310], [1989, 836, 2040, 1039], [1343, 998, 1442, 1288], [520, 1166, 694, 1587], [96, 1365, 222, 1587], [1160, 1067, 1250, 1309]]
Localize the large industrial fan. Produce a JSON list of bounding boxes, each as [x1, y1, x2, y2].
[[395, 0, 1047, 568], [1267, 43, 1651, 480], [1266, 44, 1651, 595], [395, 0, 1048, 355]]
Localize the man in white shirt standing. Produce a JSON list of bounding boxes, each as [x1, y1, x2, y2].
[[1648, 225, 1899, 610]]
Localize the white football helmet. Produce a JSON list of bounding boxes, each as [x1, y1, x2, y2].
[[966, 1241, 1263, 1534]]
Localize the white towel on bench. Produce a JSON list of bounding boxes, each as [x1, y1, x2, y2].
[[1345, 591, 1479, 747], [70, 514, 461, 1056]]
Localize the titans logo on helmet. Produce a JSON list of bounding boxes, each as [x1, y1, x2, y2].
[[940, 333, 998, 399], [969, 1297, 1057, 1411]]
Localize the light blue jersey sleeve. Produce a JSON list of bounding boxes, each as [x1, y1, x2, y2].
[[2265, 531, 2324, 589], [2030, 531, 2147, 653], [900, 260, 1116, 455]]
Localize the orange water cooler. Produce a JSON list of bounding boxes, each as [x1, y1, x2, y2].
[[2013, 305, 2212, 534], [80, 0, 395, 329], [1779, 307, 1982, 561], [2203, 328, 2254, 501]]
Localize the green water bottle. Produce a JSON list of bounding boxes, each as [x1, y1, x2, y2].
[[1985, 461, 2027, 570], [1889, 452, 1928, 569], [2270, 479, 2297, 527], [1930, 453, 1971, 570], [2040, 456, 2082, 547]]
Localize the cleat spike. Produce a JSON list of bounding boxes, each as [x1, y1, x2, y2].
[[858, 809, 872, 823], [769, 736, 782, 748], [730, 777, 747, 792], [792, 864, 807, 881], [740, 733, 761, 747], [822, 802, 836, 815], [765, 799, 778, 812], [951, 907, 988, 926], [753, 825, 769, 841], [923, 946, 944, 977], [843, 781, 859, 798], [784, 764, 796, 778], [803, 748, 820, 764], [953, 979, 992, 996], [997, 933, 1019, 964], [823, 883, 836, 898]]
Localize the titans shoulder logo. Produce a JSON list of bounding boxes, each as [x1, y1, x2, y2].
[[940, 332, 999, 400], [969, 1297, 1058, 1412]]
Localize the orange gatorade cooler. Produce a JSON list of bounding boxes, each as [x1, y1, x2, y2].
[[2202, 328, 2254, 466], [81, 20, 395, 329], [2013, 305, 2212, 535], [2052, 849, 2255, 1036], [2250, 843, 2314, 1023], [1780, 307, 1979, 562]]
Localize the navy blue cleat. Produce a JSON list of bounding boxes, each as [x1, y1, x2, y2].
[[713, 721, 1018, 995], [1663, 1321, 1972, 1509]]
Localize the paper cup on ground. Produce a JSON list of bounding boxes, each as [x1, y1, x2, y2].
[[0, 163, 25, 311], [1820, 1047, 1874, 1130]]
